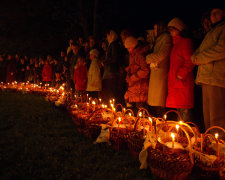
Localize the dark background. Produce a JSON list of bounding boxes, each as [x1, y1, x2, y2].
[[0, 0, 216, 57]]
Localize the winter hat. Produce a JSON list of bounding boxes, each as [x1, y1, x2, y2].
[[124, 36, 138, 49], [89, 49, 99, 58], [168, 17, 186, 31]]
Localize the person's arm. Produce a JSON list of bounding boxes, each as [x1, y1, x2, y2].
[[195, 28, 225, 64]]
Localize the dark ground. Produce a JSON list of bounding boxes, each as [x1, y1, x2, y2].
[[0, 91, 151, 179]]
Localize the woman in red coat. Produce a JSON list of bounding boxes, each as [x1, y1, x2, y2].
[[124, 36, 149, 108], [42, 60, 53, 83], [166, 18, 195, 122]]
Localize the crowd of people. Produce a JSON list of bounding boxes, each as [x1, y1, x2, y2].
[[0, 7, 224, 132]]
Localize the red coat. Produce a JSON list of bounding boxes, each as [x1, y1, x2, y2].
[[73, 62, 88, 91], [166, 35, 195, 109], [42, 64, 53, 82], [124, 45, 149, 102]]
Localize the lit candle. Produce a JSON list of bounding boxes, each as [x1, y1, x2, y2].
[[118, 117, 122, 127], [149, 117, 153, 132], [215, 133, 220, 157], [99, 98, 102, 103], [139, 112, 142, 118], [92, 101, 96, 111], [171, 133, 175, 151], [164, 114, 167, 120]]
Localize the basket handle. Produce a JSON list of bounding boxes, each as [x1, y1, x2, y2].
[[137, 108, 150, 117], [124, 109, 134, 116], [156, 121, 195, 165], [115, 104, 123, 113], [163, 110, 182, 121]]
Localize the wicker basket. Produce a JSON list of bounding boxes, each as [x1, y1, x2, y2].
[[193, 126, 225, 179], [110, 114, 134, 150], [83, 108, 114, 140], [127, 108, 151, 159], [147, 121, 195, 180]]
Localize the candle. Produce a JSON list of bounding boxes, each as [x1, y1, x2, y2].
[[118, 117, 121, 127], [149, 117, 153, 132], [139, 112, 142, 118], [215, 133, 220, 157], [92, 101, 96, 111], [171, 133, 175, 151], [164, 114, 167, 120]]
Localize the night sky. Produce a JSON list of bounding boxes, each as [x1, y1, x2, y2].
[[0, 0, 217, 57]]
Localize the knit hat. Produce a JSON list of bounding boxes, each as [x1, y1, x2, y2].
[[124, 36, 138, 49], [89, 49, 99, 58], [168, 17, 186, 31]]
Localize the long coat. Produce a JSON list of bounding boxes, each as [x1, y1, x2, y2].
[[86, 58, 102, 91], [191, 19, 225, 88], [166, 35, 195, 109], [124, 46, 149, 103], [73, 62, 88, 91], [146, 32, 172, 107], [42, 64, 53, 82]]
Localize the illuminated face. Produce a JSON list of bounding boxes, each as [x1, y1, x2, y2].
[[211, 8, 225, 24], [127, 47, 134, 53], [168, 27, 180, 37]]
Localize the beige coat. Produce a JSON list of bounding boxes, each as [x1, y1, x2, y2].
[[146, 32, 172, 107], [191, 20, 225, 88]]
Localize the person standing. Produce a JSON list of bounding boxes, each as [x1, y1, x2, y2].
[[124, 36, 149, 109], [146, 21, 173, 117], [191, 7, 225, 130], [86, 49, 102, 99], [101, 30, 122, 103], [166, 17, 195, 122]]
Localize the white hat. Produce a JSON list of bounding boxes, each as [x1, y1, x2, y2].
[[168, 17, 186, 31], [124, 36, 138, 49]]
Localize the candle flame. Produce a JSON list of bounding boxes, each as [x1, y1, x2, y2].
[[149, 117, 152, 123], [171, 133, 175, 141], [118, 117, 121, 123], [129, 113, 131, 116], [92, 101, 96, 105], [164, 114, 167, 120], [215, 133, 219, 139], [139, 112, 142, 117], [176, 125, 179, 131]]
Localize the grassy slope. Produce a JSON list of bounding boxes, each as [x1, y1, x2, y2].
[[0, 91, 151, 179]]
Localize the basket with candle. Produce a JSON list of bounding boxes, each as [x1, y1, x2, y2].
[[192, 126, 225, 179], [72, 102, 94, 132], [127, 108, 152, 159], [109, 105, 135, 150], [83, 105, 115, 140], [147, 121, 196, 180]]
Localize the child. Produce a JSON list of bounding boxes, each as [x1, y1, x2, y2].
[[86, 49, 102, 99], [73, 55, 88, 97], [42, 60, 53, 85]]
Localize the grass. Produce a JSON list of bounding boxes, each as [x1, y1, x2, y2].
[[0, 90, 151, 179]]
